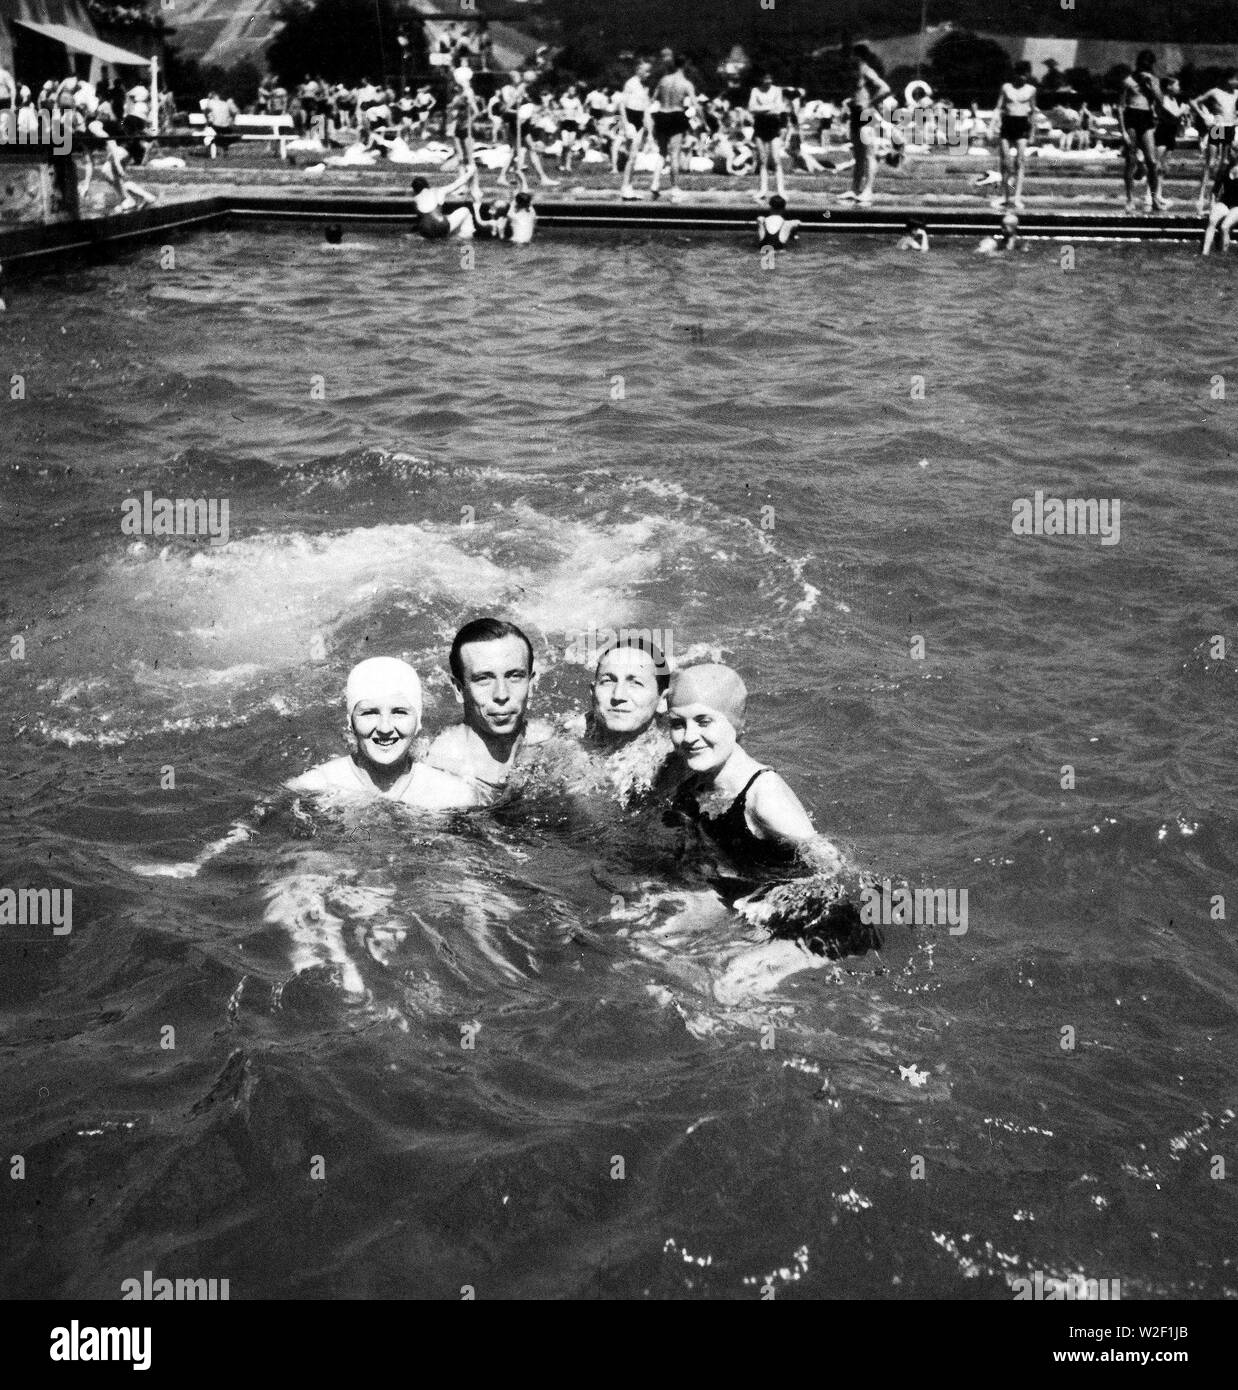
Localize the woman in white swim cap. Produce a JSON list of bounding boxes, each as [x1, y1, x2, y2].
[[288, 657, 478, 809]]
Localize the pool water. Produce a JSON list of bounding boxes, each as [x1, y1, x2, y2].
[[1, 228, 1236, 1298]]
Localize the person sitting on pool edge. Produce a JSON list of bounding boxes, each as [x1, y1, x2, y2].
[[288, 656, 480, 809], [424, 617, 552, 802], [756, 194, 800, 249], [665, 663, 845, 893]]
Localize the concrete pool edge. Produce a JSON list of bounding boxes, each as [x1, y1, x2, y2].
[[0, 197, 231, 272], [0, 190, 1208, 275]]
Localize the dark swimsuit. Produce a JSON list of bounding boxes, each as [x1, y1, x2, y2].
[[671, 769, 798, 899], [670, 769, 881, 958]]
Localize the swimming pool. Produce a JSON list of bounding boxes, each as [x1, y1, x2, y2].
[[1, 229, 1236, 1298]]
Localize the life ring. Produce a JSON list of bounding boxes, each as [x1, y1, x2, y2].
[[904, 80, 933, 107]]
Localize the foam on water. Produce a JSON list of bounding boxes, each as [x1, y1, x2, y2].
[[15, 462, 823, 746]]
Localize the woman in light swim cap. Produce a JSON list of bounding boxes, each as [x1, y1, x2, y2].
[[288, 657, 479, 808], [665, 664, 844, 892]]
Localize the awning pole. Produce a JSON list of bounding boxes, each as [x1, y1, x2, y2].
[[149, 54, 159, 134]]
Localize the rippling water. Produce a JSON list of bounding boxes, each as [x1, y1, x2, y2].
[[2, 229, 1237, 1299]]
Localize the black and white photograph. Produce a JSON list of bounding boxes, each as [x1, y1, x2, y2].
[[1, 0, 1235, 1342]]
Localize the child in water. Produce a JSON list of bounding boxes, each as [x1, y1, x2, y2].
[[289, 657, 480, 809], [978, 210, 1020, 254], [897, 218, 929, 251], [507, 190, 537, 244], [756, 194, 800, 249]]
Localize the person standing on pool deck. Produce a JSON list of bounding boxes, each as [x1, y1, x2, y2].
[[425, 618, 551, 802], [444, 73, 478, 178], [1191, 70, 1238, 213], [1118, 51, 1169, 214], [411, 171, 478, 239], [839, 45, 891, 206], [618, 59, 653, 200], [288, 657, 479, 808], [993, 61, 1037, 210], [648, 54, 697, 202], [665, 664, 845, 891], [748, 73, 788, 203], [495, 71, 526, 187], [1154, 77, 1187, 197]]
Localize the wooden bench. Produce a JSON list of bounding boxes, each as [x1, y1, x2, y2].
[[175, 112, 296, 159]]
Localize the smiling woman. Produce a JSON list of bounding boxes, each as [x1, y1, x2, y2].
[[288, 656, 479, 808]]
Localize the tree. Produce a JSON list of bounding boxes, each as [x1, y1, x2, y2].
[[926, 31, 1011, 105], [267, 0, 410, 87]]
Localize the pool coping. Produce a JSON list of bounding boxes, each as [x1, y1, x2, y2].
[[0, 190, 1208, 277]]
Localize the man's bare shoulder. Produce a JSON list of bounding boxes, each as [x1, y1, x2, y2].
[[425, 725, 472, 772], [405, 762, 482, 810]]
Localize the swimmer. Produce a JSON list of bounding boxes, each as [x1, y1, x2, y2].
[[424, 618, 551, 803], [665, 664, 846, 895], [897, 217, 929, 252], [1192, 69, 1238, 213], [617, 59, 653, 199], [648, 53, 698, 201], [288, 657, 480, 809], [1118, 51, 1168, 213], [748, 72, 788, 202], [579, 635, 680, 803], [1201, 148, 1238, 255], [993, 61, 1037, 210], [86, 115, 157, 213], [978, 210, 1021, 254], [508, 190, 537, 244], [323, 223, 343, 245], [410, 171, 477, 240], [472, 198, 511, 240], [756, 194, 800, 249]]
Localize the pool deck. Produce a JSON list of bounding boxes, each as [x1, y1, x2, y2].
[[0, 161, 1216, 275]]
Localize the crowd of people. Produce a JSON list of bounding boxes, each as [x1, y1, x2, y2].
[[234, 46, 1238, 220], [5, 43, 1238, 230]]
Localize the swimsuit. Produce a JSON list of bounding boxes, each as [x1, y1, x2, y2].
[[1000, 114, 1031, 142], [753, 111, 783, 142], [652, 109, 690, 149], [758, 214, 794, 248], [671, 768, 799, 899]]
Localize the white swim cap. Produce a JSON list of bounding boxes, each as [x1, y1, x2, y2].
[[345, 657, 423, 732]]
